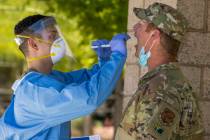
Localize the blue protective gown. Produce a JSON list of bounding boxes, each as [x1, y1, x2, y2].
[[0, 52, 126, 140]]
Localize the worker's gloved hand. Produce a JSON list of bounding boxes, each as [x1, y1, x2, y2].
[[109, 33, 130, 56], [91, 39, 111, 60]]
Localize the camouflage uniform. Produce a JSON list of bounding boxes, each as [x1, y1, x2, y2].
[[115, 63, 204, 140], [115, 3, 204, 140]]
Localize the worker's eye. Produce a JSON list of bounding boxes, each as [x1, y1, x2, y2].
[[49, 32, 58, 41]]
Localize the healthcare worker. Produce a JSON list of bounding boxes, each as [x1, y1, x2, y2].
[[0, 14, 129, 140]]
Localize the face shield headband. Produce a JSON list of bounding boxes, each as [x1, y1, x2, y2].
[[14, 16, 74, 59]]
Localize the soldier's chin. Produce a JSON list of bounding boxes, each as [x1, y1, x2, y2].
[[135, 51, 139, 58]]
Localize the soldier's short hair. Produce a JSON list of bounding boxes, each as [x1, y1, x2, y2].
[[146, 23, 180, 60]]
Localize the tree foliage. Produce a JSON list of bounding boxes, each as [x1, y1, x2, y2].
[[0, 0, 128, 71]]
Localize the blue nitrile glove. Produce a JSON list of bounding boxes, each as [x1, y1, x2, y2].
[[109, 33, 130, 56], [91, 39, 111, 60]]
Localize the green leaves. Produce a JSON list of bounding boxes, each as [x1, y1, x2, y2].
[[0, 0, 128, 71]]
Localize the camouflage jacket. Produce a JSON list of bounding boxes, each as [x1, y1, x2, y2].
[[115, 63, 204, 140]]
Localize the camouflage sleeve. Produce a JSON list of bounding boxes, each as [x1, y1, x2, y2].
[[135, 90, 180, 140]]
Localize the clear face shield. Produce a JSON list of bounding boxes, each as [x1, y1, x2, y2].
[[14, 16, 74, 63]]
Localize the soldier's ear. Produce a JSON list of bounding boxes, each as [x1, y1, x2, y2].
[[151, 29, 161, 39]]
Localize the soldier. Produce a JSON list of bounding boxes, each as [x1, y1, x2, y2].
[[115, 2, 204, 140]]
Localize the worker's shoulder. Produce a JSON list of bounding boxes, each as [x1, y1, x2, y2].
[[22, 71, 46, 85], [19, 71, 59, 89]]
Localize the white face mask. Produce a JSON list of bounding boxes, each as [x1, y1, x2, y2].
[[51, 37, 66, 64]]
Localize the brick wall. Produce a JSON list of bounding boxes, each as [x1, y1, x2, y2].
[[125, 0, 210, 139]]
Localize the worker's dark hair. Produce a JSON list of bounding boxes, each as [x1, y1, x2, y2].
[[14, 14, 48, 56], [14, 14, 47, 35]]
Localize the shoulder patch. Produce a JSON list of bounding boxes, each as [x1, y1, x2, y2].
[[160, 108, 175, 126]]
